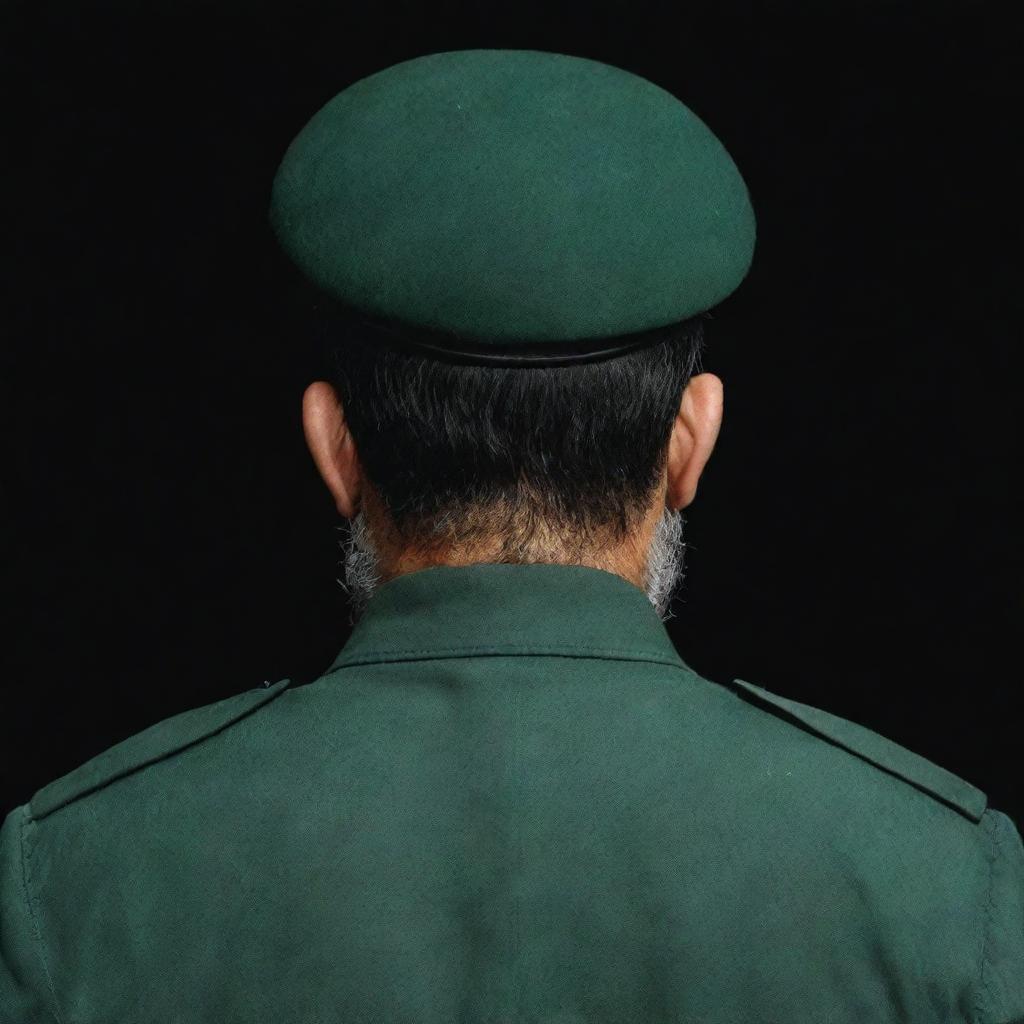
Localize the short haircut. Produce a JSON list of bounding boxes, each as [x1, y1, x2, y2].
[[300, 285, 708, 560]]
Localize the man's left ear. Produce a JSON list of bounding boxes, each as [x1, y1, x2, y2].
[[302, 380, 362, 519]]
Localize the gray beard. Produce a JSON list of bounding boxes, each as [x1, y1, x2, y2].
[[336, 505, 688, 625]]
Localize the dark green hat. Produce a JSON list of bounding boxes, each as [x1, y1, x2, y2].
[[269, 48, 755, 366]]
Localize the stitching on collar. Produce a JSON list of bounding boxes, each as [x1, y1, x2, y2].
[[329, 643, 686, 673]]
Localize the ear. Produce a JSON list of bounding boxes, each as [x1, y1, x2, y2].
[[666, 372, 724, 510], [301, 381, 362, 519]]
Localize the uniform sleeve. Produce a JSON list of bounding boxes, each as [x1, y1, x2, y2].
[[0, 805, 60, 1024], [978, 808, 1024, 1024]]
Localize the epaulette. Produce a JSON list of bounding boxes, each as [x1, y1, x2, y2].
[[28, 679, 291, 822], [730, 678, 987, 823]]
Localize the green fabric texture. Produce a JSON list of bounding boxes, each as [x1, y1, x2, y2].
[[2, 562, 1022, 1023], [267, 49, 756, 357]]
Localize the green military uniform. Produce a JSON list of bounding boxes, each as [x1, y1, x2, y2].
[[4, 48, 1022, 1022], [2, 565, 1023, 1021]]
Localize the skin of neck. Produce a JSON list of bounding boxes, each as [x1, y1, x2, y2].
[[361, 475, 666, 589], [302, 372, 724, 621]]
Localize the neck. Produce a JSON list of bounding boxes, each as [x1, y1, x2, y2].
[[337, 498, 690, 624]]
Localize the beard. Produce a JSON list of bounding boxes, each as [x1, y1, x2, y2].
[[336, 504, 688, 625]]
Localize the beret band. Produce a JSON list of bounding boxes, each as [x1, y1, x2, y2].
[[306, 290, 707, 368]]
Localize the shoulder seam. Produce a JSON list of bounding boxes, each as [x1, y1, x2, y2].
[[19, 805, 65, 1024]]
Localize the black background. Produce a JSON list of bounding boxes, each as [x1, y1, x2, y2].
[[2, 0, 1020, 825]]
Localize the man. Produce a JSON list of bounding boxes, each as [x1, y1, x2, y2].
[[2, 48, 1021, 1024]]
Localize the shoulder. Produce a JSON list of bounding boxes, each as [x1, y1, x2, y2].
[[27, 678, 292, 823], [727, 677, 987, 824]]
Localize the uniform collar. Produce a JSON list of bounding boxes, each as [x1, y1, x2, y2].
[[326, 562, 693, 676]]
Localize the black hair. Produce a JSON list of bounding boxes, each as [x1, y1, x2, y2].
[[301, 287, 709, 561]]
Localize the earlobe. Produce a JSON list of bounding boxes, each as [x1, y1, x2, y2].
[[664, 417, 693, 511]]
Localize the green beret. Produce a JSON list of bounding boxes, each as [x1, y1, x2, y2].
[[269, 48, 756, 366]]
